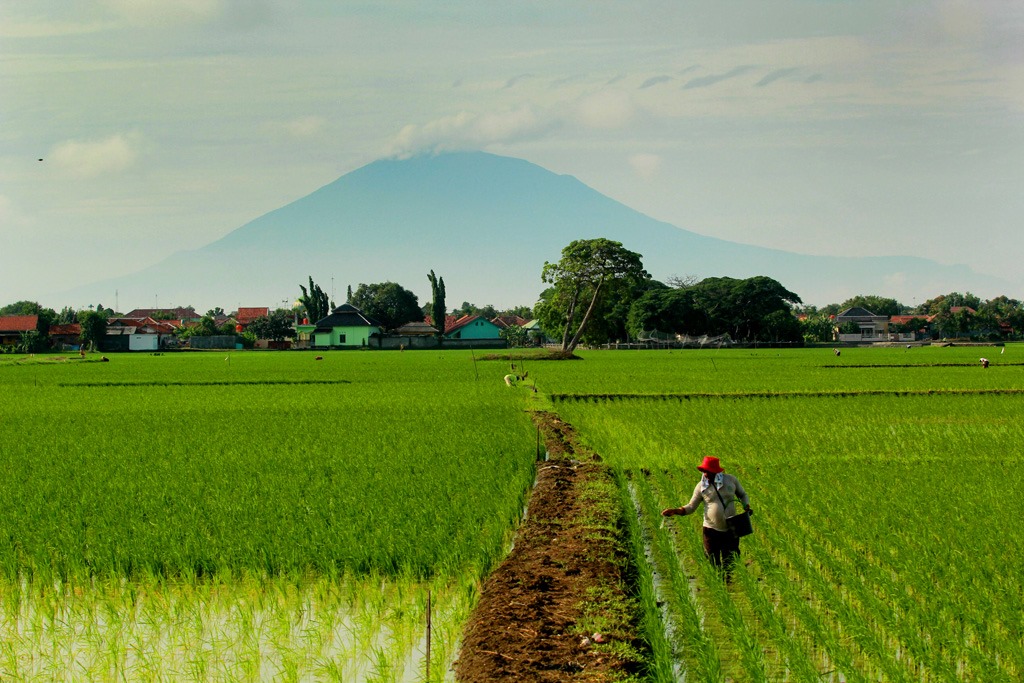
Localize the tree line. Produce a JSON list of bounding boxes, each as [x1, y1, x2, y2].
[[4, 238, 1024, 352], [534, 238, 1024, 351]]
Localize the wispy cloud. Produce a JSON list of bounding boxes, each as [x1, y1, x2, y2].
[[574, 89, 635, 129], [384, 106, 554, 157], [682, 66, 756, 89], [385, 88, 637, 156], [755, 67, 800, 87], [281, 116, 326, 138], [50, 133, 139, 179], [640, 75, 672, 89], [629, 153, 662, 180], [102, 0, 223, 26], [503, 74, 533, 89], [0, 19, 113, 38]]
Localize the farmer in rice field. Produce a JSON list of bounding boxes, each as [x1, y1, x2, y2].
[[662, 456, 751, 580]]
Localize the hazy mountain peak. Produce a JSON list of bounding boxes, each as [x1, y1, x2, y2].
[[59, 151, 1011, 311]]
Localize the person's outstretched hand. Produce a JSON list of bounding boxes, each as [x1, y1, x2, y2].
[[661, 508, 685, 517]]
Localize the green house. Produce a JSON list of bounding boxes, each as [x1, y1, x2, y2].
[[444, 314, 503, 340], [310, 304, 382, 348]]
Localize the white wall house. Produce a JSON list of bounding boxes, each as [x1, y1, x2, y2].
[[835, 307, 890, 343]]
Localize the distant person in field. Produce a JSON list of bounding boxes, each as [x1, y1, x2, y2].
[[662, 456, 751, 580]]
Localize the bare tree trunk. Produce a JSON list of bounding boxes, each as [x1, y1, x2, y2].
[[560, 290, 580, 351], [565, 277, 605, 352]]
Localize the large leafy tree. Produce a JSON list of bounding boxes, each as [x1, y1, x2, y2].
[[299, 277, 333, 323], [800, 314, 837, 343], [78, 310, 108, 351], [427, 270, 446, 339], [247, 310, 297, 342], [626, 286, 701, 338], [627, 275, 802, 342], [916, 292, 982, 316], [350, 282, 421, 332], [540, 238, 649, 352], [980, 295, 1024, 335], [839, 295, 903, 317]]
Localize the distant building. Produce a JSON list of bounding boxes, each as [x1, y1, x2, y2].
[[888, 314, 934, 342], [106, 317, 178, 351], [834, 307, 889, 342], [0, 315, 38, 346], [49, 323, 83, 349], [310, 304, 382, 348], [443, 314, 502, 340], [234, 307, 270, 328], [394, 321, 438, 337], [491, 315, 529, 330]]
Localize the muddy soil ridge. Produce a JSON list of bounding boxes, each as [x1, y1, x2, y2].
[[454, 412, 647, 682]]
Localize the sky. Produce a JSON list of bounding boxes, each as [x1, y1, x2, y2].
[[2, 1, 1022, 311]]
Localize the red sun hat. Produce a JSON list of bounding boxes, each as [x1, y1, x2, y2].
[[697, 456, 724, 474]]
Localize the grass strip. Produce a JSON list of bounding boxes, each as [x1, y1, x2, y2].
[[550, 388, 1024, 402], [58, 379, 352, 387]]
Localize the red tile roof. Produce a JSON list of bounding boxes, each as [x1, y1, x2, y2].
[[235, 307, 270, 324], [491, 315, 528, 329], [444, 314, 480, 334], [108, 317, 177, 334], [890, 315, 935, 324], [0, 315, 38, 332], [49, 323, 81, 336]]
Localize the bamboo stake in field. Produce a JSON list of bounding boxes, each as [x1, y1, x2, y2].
[[425, 588, 432, 683]]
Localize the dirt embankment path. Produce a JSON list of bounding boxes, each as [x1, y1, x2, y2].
[[454, 412, 647, 682]]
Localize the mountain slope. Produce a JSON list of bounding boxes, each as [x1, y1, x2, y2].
[[59, 151, 1011, 311]]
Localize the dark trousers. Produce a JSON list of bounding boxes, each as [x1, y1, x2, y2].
[[702, 526, 740, 577]]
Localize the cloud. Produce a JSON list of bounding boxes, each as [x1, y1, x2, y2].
[[0, 19, 113, 38], [282, 116, 326, 138], [629, 153, 662, 180], [385, 106, 553, 156], [640, 75, 673, 89], [386, 88, 638, 156], [102, 0, 223, 26], [682, 66, 756, 89], [50, 134, 139, 179], [755, 67, 800, 87], [575, 89, 635, 129], [0, 195, 29, 230], [503, 74, 533, 89]]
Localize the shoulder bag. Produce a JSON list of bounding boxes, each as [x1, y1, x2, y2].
[[712, 481, 753, 538]]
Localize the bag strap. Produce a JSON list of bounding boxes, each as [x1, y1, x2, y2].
[[710, 477, 738, 514]]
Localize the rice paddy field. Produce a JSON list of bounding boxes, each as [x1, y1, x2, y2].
[[544, 344, 1024, 683], [0, 351, 537, 681], [2, 344, 1022, 681]]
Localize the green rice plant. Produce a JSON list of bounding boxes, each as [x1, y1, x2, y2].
[[537, 350, 1024, 682], [632, 471, 724, 682], [0, 352, 536, 581], [0, 351, 539, 678], [612, 469, 674, 683]]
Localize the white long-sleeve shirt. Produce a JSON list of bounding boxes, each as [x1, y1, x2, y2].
[[681, 473, 750, 532]]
